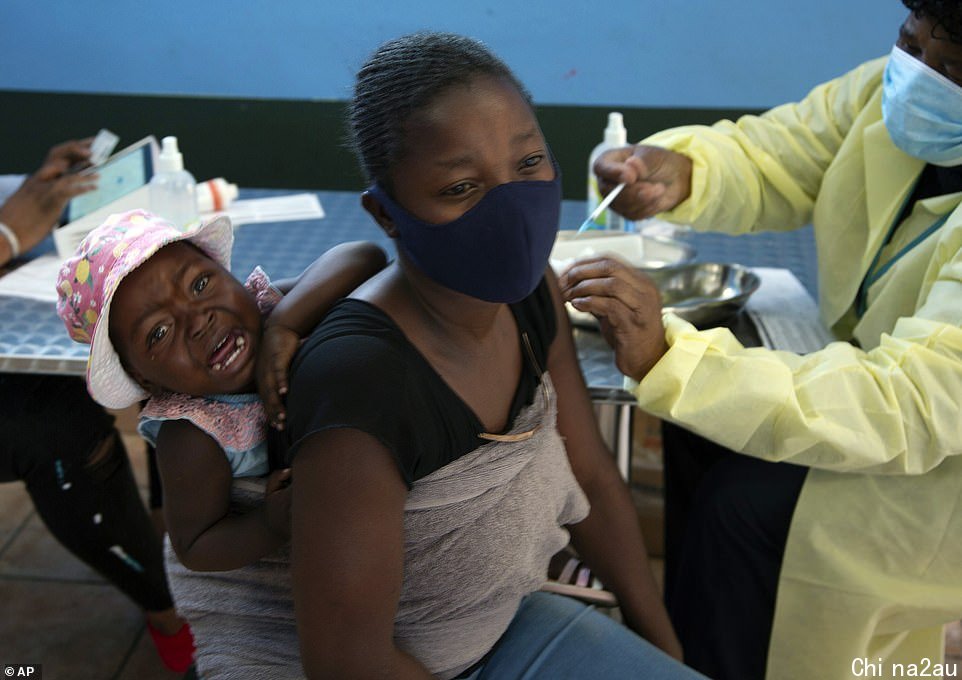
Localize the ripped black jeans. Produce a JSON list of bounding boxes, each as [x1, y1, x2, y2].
[[0, 373, 173, 612]]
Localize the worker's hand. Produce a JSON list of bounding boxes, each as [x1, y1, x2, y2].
[[255, 323, 300, 430], [43, 138, 94, 171], [558, 256, 668, 382], [0, 139, 97, 258], [593, 144, 693, 221]]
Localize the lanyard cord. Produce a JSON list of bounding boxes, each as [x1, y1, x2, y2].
[[854, 181, 918, 318], [856, 211, 951, 317], [856, 165, 962, 317]]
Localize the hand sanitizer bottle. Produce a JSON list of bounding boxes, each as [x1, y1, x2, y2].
[[150, 136, 198, 228], [587, 112, 628, 231]]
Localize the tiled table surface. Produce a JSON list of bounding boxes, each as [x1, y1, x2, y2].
[[0, 189, 817, 391]]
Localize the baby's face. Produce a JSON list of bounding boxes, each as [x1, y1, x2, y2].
[[109, 242, 262, 397]]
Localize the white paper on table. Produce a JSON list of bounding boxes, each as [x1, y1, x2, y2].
[[0, 254, 63, 303], [0, 194, 327, 303], [218, 193, 324, 226], [745, 267, 835, 354]]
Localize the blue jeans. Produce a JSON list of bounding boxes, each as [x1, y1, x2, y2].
[[462, 592, 707, 679]]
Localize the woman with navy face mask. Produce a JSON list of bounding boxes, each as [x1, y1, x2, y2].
[[560, 2, 962, 680], [281, 32, 706, 680]]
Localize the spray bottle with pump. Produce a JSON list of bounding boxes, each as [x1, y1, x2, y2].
[[149, 136, 198, 228], [586, 112, 629, 231]]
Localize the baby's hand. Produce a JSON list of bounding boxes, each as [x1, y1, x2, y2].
[[256, 324, 300, 430], [264, 468, 292, 539]]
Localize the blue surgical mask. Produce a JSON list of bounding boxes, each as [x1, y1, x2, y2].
[[368, 164, 561, 303], [882, 45, 962, 167]]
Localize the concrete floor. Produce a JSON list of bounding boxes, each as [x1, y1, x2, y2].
[[0, 429, 184, 680]]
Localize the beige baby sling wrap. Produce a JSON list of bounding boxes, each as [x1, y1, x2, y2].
[[166, 370, 588, 679]]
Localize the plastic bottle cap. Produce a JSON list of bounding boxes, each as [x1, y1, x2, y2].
[[157, 136, 185, 173], [604, 112, 627, 147]]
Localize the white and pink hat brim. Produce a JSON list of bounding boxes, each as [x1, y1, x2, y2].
[[56, 209, 234, 409]]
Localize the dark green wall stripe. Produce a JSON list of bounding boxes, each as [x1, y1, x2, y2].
[[0, 90, 760, 200]]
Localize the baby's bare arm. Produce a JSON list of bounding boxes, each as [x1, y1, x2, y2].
[[257, 241, 387, 427], [156, 419, 289, 571]]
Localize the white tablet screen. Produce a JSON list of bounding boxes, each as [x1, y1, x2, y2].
[[67, 138, 155, 222]]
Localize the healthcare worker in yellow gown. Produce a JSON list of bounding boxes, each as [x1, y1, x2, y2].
[[559, 2, 962, 679]]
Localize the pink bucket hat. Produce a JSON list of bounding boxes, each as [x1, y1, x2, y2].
[[56, 209, 234, 409]]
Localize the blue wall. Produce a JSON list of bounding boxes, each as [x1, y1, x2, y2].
[[2, 1, 905, 109]]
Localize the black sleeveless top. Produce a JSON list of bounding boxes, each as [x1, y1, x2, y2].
[[285, 279, 557, 487]]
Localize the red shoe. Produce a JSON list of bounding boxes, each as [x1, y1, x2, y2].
[[147, 620, 196, 673]]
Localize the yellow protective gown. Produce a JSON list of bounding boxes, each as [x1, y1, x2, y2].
[[632, 56, 962, 679]]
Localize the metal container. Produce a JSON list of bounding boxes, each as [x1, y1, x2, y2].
[[564, 260, 760, 330], [650, 262, 761, 327], [551, 230, 697, 329]]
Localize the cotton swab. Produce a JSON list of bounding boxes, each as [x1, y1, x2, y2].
[[578, 182, 627, 233]]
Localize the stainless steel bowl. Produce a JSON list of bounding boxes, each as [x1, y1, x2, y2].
[[651, 263, 760, 327], [566, 262, 760, 329]]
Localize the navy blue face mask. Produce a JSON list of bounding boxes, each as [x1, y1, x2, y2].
[[368, 164, 561, 303]]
